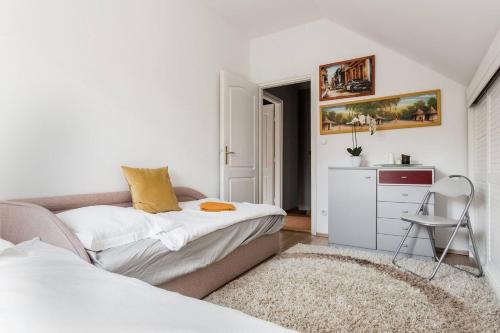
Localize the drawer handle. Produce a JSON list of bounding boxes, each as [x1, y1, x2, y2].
[[401, 193, 409, 197], [402, 210, 409, 213], [402, 244, 408, 248], [402, 227, 409, 231], [401, 176, 408, 179], [365, 176, 372, 179]]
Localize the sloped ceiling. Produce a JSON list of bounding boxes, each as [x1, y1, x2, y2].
[[203, 0, 500, 85]]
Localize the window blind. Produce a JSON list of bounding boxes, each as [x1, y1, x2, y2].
[[469, 74, 500, 269]]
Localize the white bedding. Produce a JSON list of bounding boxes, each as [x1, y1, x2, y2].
[[0, 239, 293, 333], [153, 198, 286, 251], [0, 238, 14, 252], [56, 205, 181, 251], [56, 199, 286, 252]]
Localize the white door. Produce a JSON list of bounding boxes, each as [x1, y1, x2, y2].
[[220, 70, 259, 203], [261, 104, 275, 205]]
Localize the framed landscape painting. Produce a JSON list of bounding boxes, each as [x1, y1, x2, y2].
[[320, 89, 441, 135], [319, 55, 375, 101]]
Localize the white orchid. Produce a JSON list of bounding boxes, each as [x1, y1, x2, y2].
[[347, 113, 376, 157], [368, 118, 377, 135], [358, 114, 366, 125], [347, 116, 360, 125]]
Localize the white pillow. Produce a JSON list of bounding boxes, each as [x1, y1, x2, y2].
[[57, 205, 165, 251]]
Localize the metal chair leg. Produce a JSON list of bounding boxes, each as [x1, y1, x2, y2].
[[392, 222, 413, 265], [466, 220, 484, 277], [393, 222, 464, 281], [427, 221, 463, 280], [392, 222, 443, 280], [426, 226, 438, 262]]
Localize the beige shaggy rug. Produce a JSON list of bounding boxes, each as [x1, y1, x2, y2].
[[205, 244, 500, 333]]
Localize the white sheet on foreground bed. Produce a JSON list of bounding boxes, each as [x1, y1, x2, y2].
[[0, 239, 293, 333], [154, 199, 286, 251]]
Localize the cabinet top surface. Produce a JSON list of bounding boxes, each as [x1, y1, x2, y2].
[[329, 166, 435, 170]]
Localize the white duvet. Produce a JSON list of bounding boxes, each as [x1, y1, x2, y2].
[[154, 199, 286, 251], [0, 239, 293, 333]]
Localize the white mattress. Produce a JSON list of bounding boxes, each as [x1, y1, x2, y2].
[[0, 239, 293, 333]]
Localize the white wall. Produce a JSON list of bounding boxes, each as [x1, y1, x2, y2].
[[250, 19, 469, 251], [0, 0, 249, 199]]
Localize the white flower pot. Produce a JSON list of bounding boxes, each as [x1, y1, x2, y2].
[[351, 156, 362, 167]]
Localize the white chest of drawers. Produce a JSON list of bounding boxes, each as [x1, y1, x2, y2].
[[328, 166, 435, 257], [376, 168, 435, 257]]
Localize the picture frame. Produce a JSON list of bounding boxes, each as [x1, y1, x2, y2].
[[320, 89, 441, 135], [319, 55, 375, 101]]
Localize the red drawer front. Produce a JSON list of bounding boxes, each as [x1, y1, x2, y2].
[[379, 170, 433, 185]]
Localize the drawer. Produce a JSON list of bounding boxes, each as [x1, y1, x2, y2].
[[377, 185, 434, 204], [377, 218, 430, 239], [377, 234, 434, 257], [377, 201, 434, 219], [378, 169, 433, 185]]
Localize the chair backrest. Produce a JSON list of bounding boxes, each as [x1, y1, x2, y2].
[[430, 175, 474, 198]]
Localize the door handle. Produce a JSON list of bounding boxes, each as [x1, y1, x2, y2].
[[225, 145, 235, 165]]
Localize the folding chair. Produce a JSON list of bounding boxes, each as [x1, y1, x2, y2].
[[392, 175, 483, 280]]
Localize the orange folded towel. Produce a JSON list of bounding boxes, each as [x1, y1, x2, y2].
[[200, 201, 236, 212]]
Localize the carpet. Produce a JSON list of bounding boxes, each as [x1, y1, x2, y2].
[[205, 244, 500, 332]]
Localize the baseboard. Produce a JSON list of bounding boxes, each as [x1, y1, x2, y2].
[[282, 226, 310, 233], [435, 247, 469, 256], [484, 265, 500, 301], [297, 205, 311, 212], [315, 236, 470, 256]]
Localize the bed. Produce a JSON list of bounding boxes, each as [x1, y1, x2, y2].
[[0, 187, 283, 299], [0, 238, 294, 332]]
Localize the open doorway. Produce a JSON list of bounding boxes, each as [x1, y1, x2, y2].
[[262, 81, 311, 233]]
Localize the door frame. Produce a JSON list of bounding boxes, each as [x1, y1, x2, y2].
[[261, 91, 283, 208], [258, 74, 318, 235]]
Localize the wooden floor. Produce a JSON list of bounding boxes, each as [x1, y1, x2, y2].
[[279, 230, 474, 267], [282, 214, 311, 233], [279, 230, 327, 252]]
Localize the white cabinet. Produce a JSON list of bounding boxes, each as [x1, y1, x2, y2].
[[328, 168, 376, 249], [328, 166, 435, 257]]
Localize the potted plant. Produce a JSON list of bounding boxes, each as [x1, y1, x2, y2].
[[347, 115, 376, 167]]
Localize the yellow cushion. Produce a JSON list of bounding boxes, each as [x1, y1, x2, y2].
[[121, 166, 181, 213]]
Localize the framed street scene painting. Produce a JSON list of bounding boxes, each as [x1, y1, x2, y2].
[[319, 55, 375, 101]]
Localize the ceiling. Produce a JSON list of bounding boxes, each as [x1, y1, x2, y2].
[[203, 0, 500, 85]]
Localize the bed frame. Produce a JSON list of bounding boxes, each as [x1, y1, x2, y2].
[[0, 187, 279, 299]]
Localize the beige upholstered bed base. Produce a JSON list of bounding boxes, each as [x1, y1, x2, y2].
[[0, 187, 279, 298], [161, 232, 278, 298]]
